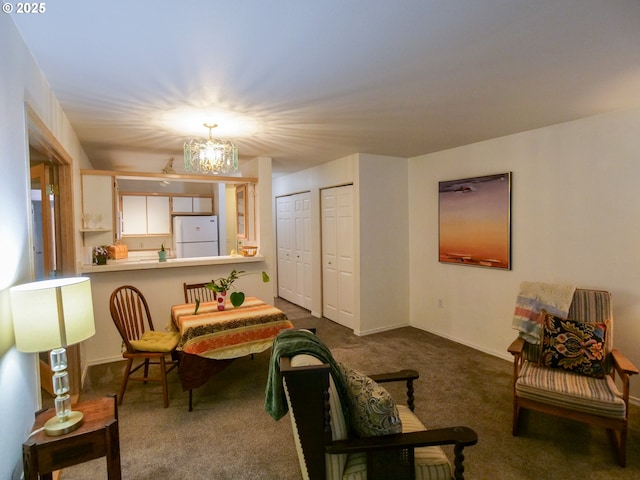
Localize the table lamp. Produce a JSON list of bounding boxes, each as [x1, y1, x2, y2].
[[10, 277, 96, 436]]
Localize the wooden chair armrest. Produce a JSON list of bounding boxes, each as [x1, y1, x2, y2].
[[369, 370, 420, 412], [329, 427, 477, 480], [508, 337, 525, 356], [611, 349, 639, 376], [326, 426, 478, 454], [368, 370, 419, 384]]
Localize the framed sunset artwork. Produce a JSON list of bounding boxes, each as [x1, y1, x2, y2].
[[438, 172, 512, 269]]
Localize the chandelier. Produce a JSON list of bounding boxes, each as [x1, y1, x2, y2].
[[184, 123, 239, 175]]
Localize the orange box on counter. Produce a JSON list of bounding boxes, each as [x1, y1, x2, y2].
[[107, 244, 128, 259]]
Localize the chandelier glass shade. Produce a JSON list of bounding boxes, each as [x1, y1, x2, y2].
[[184, 123, 239, 175]]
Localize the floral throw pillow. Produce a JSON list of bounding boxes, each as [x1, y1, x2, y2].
[[539, 314, 608, 378], [338, 363, 402, 437]]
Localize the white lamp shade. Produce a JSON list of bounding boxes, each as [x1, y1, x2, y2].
[[10, 277, 96, 352]]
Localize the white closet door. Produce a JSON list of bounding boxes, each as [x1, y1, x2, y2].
[[322, 185, 354, 329], [277, 192, 312, 309], [294, 193, 312, 309], [277, 196, 295, 302]]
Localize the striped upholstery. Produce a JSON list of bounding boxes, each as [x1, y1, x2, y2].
[[516, 361, 626, 418], [511, 288, 638, 466], [567, 289, 613, 350], [523, 289, 613, 364], [342, 405, 452, 480], [287, 354, 348, 480], [288, 354, 452, 480], [517, 289, 624, 418]]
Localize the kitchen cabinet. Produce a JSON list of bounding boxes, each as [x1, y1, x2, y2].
[[172, 196, 193, 213], [81, 174, 114, 246], [171, 195, 213, 214], [193, 197, 213, 213], [147, 196, 171, 233], [121, 194, 170, 235]]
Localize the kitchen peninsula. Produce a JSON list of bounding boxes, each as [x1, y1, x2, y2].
[[80, 254, 274, 370], [78, 158, 275, 377], [80, 253, 262, 273]]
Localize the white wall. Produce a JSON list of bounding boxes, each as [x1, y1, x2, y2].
[[0, 14, 91, 479], [273, 153, 410, 334], [358, 154, 409, 334], [408, 107, 640, 400]]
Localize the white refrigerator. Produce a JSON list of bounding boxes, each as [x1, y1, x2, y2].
[[173, 215, 219, 258]]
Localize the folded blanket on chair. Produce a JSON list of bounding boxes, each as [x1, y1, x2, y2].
[[265, 329, 349, 424], [512, 281, 576, 344]]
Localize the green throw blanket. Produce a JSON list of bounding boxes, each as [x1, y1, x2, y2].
[[264, 329, 350, 424]]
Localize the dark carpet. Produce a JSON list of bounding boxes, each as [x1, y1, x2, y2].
[[60, 299, 639, 479]]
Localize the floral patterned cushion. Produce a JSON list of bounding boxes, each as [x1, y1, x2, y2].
[[539, 314, 607, 378], [339, 363, 402, 437]]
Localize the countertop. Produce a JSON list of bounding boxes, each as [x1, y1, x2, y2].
[[79, 254, 264, 273]]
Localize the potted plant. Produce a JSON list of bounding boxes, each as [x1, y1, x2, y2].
[[158, 243, 167, 262], [205, 269, 270, 310], [93, 245, 109, 265]]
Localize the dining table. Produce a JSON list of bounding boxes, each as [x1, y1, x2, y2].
[[170, 297, 294, 410]]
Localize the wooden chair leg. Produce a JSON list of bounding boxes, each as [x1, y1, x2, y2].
[[160, 356, 169, 408], [118, 358, 134, 405], [512, 399, 520, 436], [143, 359, 150, 383], [607, 427, 627, 467]]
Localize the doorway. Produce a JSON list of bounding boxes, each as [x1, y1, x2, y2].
[[26, 104, 81, 403], [30, 163, 58, 279]]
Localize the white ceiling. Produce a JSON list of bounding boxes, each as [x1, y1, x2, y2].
[[11, 0, 640, 176]]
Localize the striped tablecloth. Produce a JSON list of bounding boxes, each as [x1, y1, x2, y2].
[[171, 297, 294, 360]]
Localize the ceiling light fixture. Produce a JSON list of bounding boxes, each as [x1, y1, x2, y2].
[[184, 123, 238, 175]]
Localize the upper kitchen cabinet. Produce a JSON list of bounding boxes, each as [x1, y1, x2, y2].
[[171, 195, 214, 214], [81, 174, 115, 245], [121, 194, 171, 235]]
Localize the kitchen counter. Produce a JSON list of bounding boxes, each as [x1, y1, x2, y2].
[[79, 254, 264, 273]]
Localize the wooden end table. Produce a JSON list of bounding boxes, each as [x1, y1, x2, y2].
[[22, 395, 121, 480]]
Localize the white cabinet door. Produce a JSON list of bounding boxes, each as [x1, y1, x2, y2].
[[122, 195, 170, 235], [193, 197, 213, 213], [322, 185, 354, 329], [81, 174, 114, 245], [121, 195, 147, 235], [172, 196, 193, 213], [147, 196, 170, 234]]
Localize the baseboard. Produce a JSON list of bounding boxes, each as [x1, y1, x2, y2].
[[412, 325, 640, 407], [87, 355, 124, 367], [355, 321, 410, 337]]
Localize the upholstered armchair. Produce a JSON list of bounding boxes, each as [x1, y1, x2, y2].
[[266, 330, 478, 480], [508, 288, 638, 466]]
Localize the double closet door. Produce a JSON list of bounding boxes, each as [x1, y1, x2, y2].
[[276, 192, 312, 309]]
